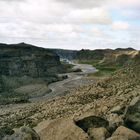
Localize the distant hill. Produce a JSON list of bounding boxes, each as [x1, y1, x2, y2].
[[76, 48, 139, 66], [76, 49, 110, 60]]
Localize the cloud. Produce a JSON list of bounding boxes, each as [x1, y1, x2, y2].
[[0, 0, 112, 25], [92, 28, 103, 36], [0, 17, 83, 41], [64, 8, 112, 24], [117, 0, 140, 8], [0, 0, 69, 24], [57, 0, 109, 8], [0, 0, 139, 50], [112, 21, 130, 30], [0, 0, 25, 2]]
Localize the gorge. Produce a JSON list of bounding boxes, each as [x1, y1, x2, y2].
[[0, 43, 140, 140]]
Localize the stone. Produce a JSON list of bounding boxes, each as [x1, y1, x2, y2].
[[3, 126, 40, 140], [20, 126, 40, 140], [124, 99, 140, 133], [75, 115, 109, 132], [106, 113, 124, 133], [3, 133, 32, 140], [88, 127, 110, 140], [111, 126, 140, 140], [0, 127, 14, 140], [110, 105, 125, 115], [36, 118, 89, 140], [129, 97, 140, 106], [106, 136, 128, 140]]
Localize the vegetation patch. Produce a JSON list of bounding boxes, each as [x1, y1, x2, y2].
[[88, 71, 110, 77], [60, 63, 75, 73], [79, 60, 122, 77]]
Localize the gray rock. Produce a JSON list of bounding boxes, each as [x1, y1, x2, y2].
[[37, 118, 89, 140], [3, 133, 32, 140], [106, 113, 124, 133], [110, 105, 125, 115], [106, 136, 128, 140], [3, 126, 40, 140], [0, 127, 14, 140], [129, 97, 140, 106], [88, 127, 110, 140], [20, 126, 40, 140], [110, 126, 140, 140]]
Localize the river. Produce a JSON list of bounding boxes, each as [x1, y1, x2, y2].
[[30, 64, 97, 102]]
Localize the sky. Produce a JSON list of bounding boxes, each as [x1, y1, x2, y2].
[[0, 0, 139, 50]]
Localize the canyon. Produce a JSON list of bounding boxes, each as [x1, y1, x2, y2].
[[0, 43, 140, 140]]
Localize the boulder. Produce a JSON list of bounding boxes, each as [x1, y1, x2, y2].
[[0, 127, 14, 140], [3, 133, 32, 140], [87, 127, 110, 140], [3, 126, 40, 140], [20, 126, 40, 140], [106, 136, 128, 140], [106, 113, 124, 133], [75, 116, 109, 132], [110, 105, 125, 115], [124, 98, 140, 133], [110, 126, 140, 140], [36, 118, 89, 140], [129, 97, 140, 106]]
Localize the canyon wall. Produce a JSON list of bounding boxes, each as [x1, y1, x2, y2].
[[0, 43, 61, 77]]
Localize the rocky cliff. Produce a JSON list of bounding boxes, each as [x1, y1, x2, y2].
[[0, 43, 64, 104], [0, 43, 61, 77]]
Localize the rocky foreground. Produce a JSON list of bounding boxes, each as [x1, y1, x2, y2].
[[0, 52, 140, 139]]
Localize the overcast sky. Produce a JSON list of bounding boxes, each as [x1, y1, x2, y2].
[[0, 0, 139, 50]]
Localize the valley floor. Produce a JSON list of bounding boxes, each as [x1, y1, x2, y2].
[[30, 64, 98, 102], [0, 64, 99, 128]]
